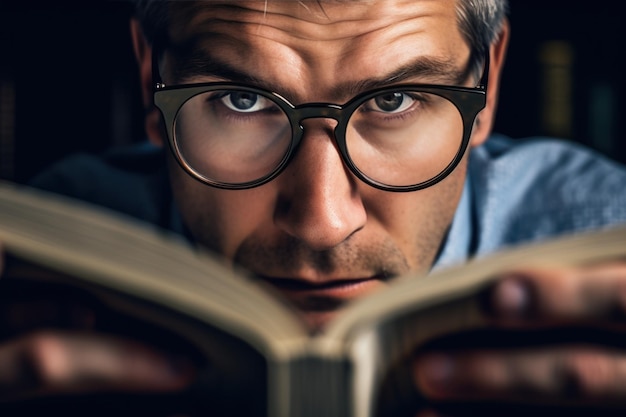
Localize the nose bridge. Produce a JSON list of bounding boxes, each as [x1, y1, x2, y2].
[[274, 103, 366, 252]]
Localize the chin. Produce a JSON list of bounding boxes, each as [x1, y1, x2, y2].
[[301, 310, 341, 334]]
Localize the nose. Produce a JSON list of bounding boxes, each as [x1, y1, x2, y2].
[[273, 118, 367, 251]]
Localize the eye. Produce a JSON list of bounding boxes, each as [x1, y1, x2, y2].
[[367, 92, 416, 113], [220, 92, 275, 113]]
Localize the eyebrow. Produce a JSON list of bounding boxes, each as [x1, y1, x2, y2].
[[171, 52, 268, 86], [342, 56, 471, 95], [168, 48, 471, 102]]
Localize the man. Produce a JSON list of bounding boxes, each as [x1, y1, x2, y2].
[[2, 0, 626, 415]]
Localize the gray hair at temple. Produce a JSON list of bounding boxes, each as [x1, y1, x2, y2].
[[134, 0, 508, 71]]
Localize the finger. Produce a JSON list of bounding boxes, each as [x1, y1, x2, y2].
[[0, 330, 194, 400], [414, 345, 626, 403], [487, 262, 626, 320]]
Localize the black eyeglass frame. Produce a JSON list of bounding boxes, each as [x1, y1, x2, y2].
[[153, 49, 490, 192]]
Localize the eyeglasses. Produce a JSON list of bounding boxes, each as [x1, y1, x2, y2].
[[153, 52, 489, 192]]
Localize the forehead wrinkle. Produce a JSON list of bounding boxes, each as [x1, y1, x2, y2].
[[167, 0, 469, 102], [170, 0, 425, 45], [167, 4, 384, 88]]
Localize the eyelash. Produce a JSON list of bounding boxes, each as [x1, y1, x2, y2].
[[361, 93, 427, 118], [201, 95, 253, 124]]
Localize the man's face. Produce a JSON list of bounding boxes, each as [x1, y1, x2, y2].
[[156, 0, 492, 330]]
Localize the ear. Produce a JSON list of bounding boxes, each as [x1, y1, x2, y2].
[[469, 18, 510, 148], [130, 18, 164, 147]]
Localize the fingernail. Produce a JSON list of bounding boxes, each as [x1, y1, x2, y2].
[[491, 276, 531, 317], [415, 353, 454, 395]]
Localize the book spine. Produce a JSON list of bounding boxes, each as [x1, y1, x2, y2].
[[268, 357, 352, 417], [538, 40, 574, 139]]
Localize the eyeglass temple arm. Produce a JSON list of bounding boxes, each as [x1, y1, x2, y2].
[[477, 46, 490, 90], [152, 40, 166, 90]]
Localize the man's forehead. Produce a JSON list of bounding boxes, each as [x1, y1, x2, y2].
[[168, 0, 458, 41], [164, 0, 468, 101]]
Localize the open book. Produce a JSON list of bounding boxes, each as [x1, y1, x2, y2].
[[1, 180, 625, 417]]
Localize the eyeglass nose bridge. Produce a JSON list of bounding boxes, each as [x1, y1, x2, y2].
[[291, 103, 347, 125], [289, 103, 351, 147], [285, 102, 358, 180]]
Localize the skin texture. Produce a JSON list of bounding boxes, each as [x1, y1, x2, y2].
[[134, 0, 508, 329]]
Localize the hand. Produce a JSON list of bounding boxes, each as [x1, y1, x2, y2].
[[0, 247, 195, 410], [0, 331, 194, 398], [413, 261, 626, 416]]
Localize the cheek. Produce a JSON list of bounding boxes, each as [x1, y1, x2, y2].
[[167, 155, 275, 259], [365, 158, 467, 269]]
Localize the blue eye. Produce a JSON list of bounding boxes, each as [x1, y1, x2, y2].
[[221, 92, 274, 113], [368, 92, 416, 113]]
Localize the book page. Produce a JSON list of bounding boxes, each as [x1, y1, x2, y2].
[[0, 181, 309, 360], [320, 225, 626, 417]]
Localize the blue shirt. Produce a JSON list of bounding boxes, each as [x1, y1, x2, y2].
[[30, 134, 626, 267], [435, 134, 626, 269]]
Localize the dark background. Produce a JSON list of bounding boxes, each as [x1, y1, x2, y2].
[[0, 0, 624, 183]]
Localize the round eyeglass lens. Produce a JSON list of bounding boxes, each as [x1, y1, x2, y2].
[[346, 90, 464, 187], [173, 89, 292, 184]]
